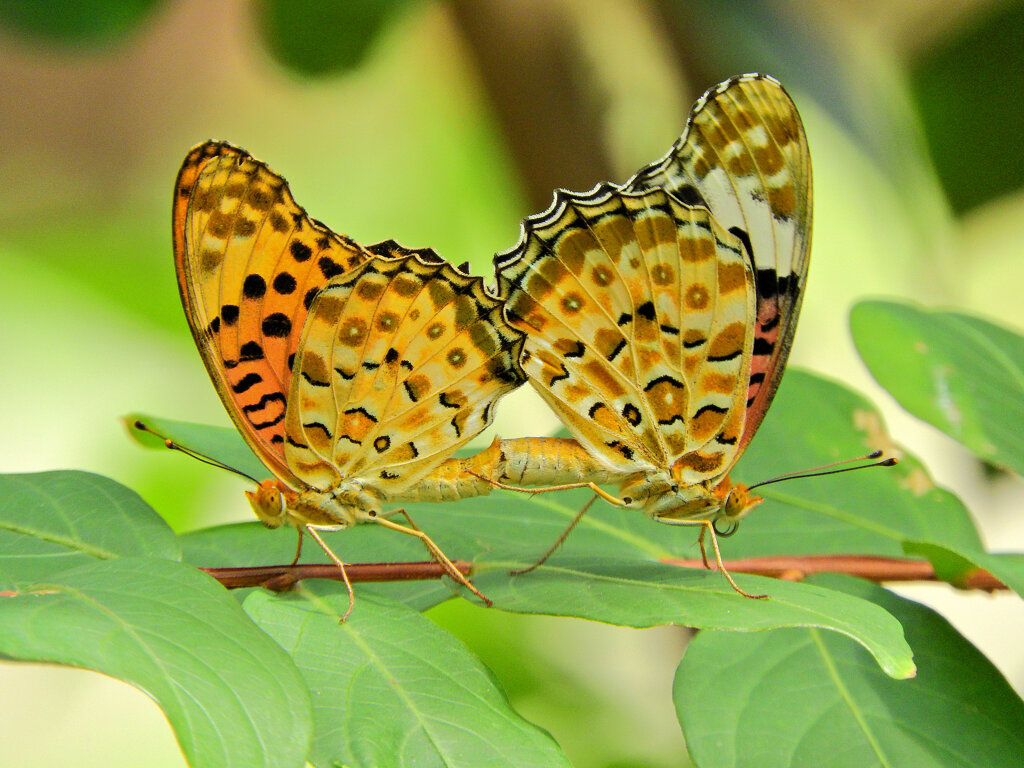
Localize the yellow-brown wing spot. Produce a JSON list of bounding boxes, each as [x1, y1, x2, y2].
[[174, 141, 371, 483], [285, 244, 526, 496]]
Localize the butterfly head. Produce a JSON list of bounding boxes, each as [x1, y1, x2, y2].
[[710, 477, 764, 533], [637, 472, 763, 530], [246, 478, 381, 530], [246, 479, 294, 529]]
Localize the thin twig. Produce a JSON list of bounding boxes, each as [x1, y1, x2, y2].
[[202, 561, 473, 591], [662, 554, 1008, 591]]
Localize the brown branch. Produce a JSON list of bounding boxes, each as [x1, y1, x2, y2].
[[201, 555, 1009, 593], [202, 560, 472, 591], [662, 554, 1008, 591]]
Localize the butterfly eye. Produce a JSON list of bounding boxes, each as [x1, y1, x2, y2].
[[622, 496, 633, 504]]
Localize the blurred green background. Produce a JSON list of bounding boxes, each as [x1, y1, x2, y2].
[[2, 1, 1023, 766]]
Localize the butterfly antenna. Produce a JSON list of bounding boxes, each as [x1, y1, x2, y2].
[[133, 420, 261, 485], [748, 451, 897, 491]]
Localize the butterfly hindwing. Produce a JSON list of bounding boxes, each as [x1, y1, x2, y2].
[[173, 141, 371, 481], [285, 245, 528, 494], [496, 185, 756, 484], [624, 74, 811, 450]]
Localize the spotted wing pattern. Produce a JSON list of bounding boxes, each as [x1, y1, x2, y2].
[[496, 185, 757, 485], [174, 141, 371, 482], [285, 244, 527, 495], [624, 73, 811, 450]]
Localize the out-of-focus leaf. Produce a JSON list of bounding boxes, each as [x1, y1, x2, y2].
[[910, 2, 1024, 213], [246, 587, 571, 768], [0, 558, 312, 768], [254, 0, 419, 76], [675, 574, 1024, 768], [0, 0, 163, 47], [0, 470, 180, 587], [851, 300, 1024, 476]]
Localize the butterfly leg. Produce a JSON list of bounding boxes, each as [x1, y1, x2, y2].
[[290, 526, 305, 566], [693, 520, 766, 600], [696, 526, 712, 570], [511, 494, 600, 575], [304, 525, 356, 621], [372, 512, 493, 607]]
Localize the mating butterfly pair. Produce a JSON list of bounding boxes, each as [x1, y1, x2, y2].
[[172, 74, 811, 611]]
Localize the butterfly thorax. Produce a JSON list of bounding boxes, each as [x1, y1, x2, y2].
[[245, 478, 381, 531]]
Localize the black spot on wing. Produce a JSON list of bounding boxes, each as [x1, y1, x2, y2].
[[232, 373, 262, 393], [752, 337, 775, 356]]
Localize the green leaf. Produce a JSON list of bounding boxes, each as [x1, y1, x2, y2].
[[0, 470, 180, 587], [904, 540, 1024, 599], [471, 560, 914, 680], [0, 557, 312, 768], [245, 586, 570, 768], [0, 0, 163, 47], [253, 0, 419, 76], [851, 300, 1024, 476], [128, 414, 268, 483], [675, 574, 1024, 768]]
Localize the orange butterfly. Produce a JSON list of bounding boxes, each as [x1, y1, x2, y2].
[[173, 142, 526, 615]]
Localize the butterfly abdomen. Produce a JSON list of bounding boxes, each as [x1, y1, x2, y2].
[[476, 437, 620, 487]]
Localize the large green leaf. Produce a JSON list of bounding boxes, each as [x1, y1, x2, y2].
[[0, 470, 180, 587], [180, 508, 916, 678], [675, 574, 1024, 768], [246, 586, 570, 768], [0, 557, 312, 768], [851, 300, 1024, 476], [471, 560, 914, 680]]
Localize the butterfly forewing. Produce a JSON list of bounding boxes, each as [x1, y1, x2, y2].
[[624, 74, 811, 450], [496, 185, 756, 485], [285, 246, 527, 495], [173, 141, 371, 481]]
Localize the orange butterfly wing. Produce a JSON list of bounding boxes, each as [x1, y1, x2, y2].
[[173, 141, 370, 483]]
